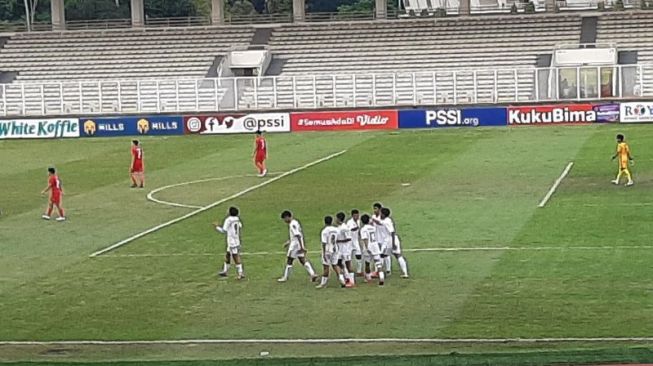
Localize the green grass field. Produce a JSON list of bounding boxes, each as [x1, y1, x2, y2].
[[1, 125, 652, 365]]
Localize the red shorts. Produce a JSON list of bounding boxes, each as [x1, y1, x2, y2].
[[50, 193, 61, 205], [131, 161, 143, 173], [255, 152, 266, 164]]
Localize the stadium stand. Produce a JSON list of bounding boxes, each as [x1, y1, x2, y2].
[[0, 26, 254, 115], [596, 12, 653, 96], [239, 14, 582, 109]]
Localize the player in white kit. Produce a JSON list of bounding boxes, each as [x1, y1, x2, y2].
[[316, 216, 347, 289], [335, 212, 355, 287], [278, 210, 318, 283], [214, 206, 245, 280], [360, 214, 385, 286], [346, 209, 363, 275], [380, 207, 409, 278], [371, 202, 390, 274]]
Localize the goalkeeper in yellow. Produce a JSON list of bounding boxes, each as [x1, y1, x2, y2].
[[611, 134, 634, 186]]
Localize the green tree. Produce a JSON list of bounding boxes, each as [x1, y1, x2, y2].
[[145, 0, 198, 17], [265, 0, 291, 13], [64, 0, 130, 20], [229, 0, 255, 15], [0, 0, 18, 21]]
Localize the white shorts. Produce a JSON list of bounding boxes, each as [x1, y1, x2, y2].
[[382, 237, 402, 256], [338, 243, 352, 262], [363, 242, 382, 263], [321, 251, 339, 266], [227, 245, 241, 255], [287, 243, 305, 259], [352, 240, 362, 256]]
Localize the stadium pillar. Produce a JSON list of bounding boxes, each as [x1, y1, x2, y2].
[[546, 0, 556, 11], [50, 0, 65, 31], [211, 0, 225, 25], [293, 0, 305, 22], [375, 0, 387, 18], [459, 0, 471, 15], [131, 0, 145, 28]]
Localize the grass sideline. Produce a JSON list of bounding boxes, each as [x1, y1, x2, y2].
[[2, 126, 653, 363], [2, 347, 653, 365]]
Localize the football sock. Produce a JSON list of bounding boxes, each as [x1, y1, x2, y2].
[[338, 274, 346, 285], [304, 262, 316, 277], [342, 265, 350, 280], [398, 256, 408, 276], [283, 264, 292, 279], [47, 207, 53, 216], [58, 208, 65, 217], [615, 170, 623, 182], [236, 264, 243, 275], [348, 272, 355, 284], [356, 259, 363, 273], [320, 276, 328, 286], [384, 257, 392, 272], [378, 270, 385, 283], [222, 263, 230, 273]]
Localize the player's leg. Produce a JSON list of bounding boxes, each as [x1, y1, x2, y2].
[[139, 172, 145, 188], [392, 239, 408, 278], [130, 169, 138, 187], [54, 202, 66, 221], [316, 262, 330, 289], [260, 158, 267, 176], [42, 202, 53, 220], [613, 166, 623, 184], [383, 245, 392, 275], [219, 251, 232, 277], [374, 255, 385, 286], [298, 256, 318, 281], [345, 259, 355, 286], [622, 165, 633, 186], [278, 256, 295, 282], [233, 252, 245, 279]]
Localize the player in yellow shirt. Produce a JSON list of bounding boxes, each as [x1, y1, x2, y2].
[[611, 134, 634, 186]]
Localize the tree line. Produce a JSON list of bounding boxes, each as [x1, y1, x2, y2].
[[0, 0, 397, 22]]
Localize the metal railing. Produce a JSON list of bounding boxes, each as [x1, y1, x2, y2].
[[0, 64, 650, 117]]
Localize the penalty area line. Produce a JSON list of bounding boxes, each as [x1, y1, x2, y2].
[[89, 150, 347, 258], [538, 162, 574, 208], [2, 337, 653, 346]]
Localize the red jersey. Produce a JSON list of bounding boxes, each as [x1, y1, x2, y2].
[[49, 175, 62, 194], [132, 146, 143, 162], [256, 137, 267, 154]]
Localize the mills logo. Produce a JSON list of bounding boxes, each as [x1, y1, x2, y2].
[[137, 119, 150, 134], [83, 120, 97, 136], [509, 106, 596, 125]]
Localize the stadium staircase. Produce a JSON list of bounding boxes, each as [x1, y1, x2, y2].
[[596, 12, 653, 97], [239, 14, 582, 109]]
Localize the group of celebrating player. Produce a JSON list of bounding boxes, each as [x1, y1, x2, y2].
[[213, 202, 410, 288]]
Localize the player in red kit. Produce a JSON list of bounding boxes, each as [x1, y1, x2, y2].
[[41, 167, 66, 222], [253, 130, 267, 177], [130, 140, 145, 188]]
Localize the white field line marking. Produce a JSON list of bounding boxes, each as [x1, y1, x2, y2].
[[2, 337, 653, 346], [146, 172, 285, 210], [99, 245, 653, 258], [89, 151, 347, 258], [538, 162, 574, 208]]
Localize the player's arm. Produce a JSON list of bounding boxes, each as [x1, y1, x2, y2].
[[41, 184, 51, 195], [296, 234, 306, 251], [214, 220, 226, 234]]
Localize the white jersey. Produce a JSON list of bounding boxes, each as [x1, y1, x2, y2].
[[360, 223, 381, 257], [320, 226, 339, 254], [379, 217, 395, 246], [219, 216, 242, 247], [372, 213, 385, 244], [346, 217, 360, 247], [288, 219, 304, 250]]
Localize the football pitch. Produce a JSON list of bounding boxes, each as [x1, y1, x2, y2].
[[1, 125, 652, 365]]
